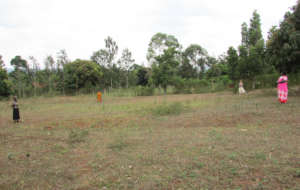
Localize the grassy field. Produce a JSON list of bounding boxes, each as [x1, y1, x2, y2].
[[0, 89, 300, 190]]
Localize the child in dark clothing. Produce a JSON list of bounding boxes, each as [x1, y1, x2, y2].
[[12, 96, 20, 123]]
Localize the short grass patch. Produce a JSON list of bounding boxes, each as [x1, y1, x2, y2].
[[151, 101, 185, 116]]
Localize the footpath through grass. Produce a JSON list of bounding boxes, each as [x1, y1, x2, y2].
[[0, 91, 300, 189]]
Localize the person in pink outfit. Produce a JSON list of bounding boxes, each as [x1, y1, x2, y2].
[[277, 72, 288, 104]]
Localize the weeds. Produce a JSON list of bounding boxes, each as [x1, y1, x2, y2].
[[107, 139, 129, 152], [68, 129, 89, 144], [254, 152, 267, 161], [151, 102, 185, 116], [208, 129, 223, 141]]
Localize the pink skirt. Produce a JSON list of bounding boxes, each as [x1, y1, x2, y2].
[[277, 89, 288, 103]]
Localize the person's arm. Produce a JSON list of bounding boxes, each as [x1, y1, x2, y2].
[[278, 80, 287, 84]]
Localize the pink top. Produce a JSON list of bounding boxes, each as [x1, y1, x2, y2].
[[277, 75, 288, 91]]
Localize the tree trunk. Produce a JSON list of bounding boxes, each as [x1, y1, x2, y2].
[[163, 86, 167, 94], [252, 79, 256, 89], [126, 70, 129, 88], [48, 74, 51, 94], [62, 72, 65, 96], [111, 77, 113, 89], [34, 76, 36, 97]]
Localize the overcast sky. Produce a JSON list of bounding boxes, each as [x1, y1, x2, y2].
[[0, 0, 297, 68]]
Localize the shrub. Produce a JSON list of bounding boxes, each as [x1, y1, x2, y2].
[[151, 102, 184, 116], [68, 129, 89, 144], [173, 77, 192, 94], [134, 86, 155, 96]]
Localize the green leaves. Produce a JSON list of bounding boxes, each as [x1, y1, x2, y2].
[[147, 33, 181, 63], [266, 1, 300, 73], [64, 59, 103, 92]]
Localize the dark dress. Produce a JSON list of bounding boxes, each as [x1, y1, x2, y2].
[[12, 101, 20, 121]]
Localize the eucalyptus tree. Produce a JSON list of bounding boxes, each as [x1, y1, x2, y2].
[[91, 36, 119, 88], [147, 33, 181, 64], [183, 44, 208, 78], [119, 48, 135, 88], [152, 47, 180, 93], [147, 33, 182, 92], [28, 56, 40, 96], [10, 56, 29, 97], [44, 55, 56, 93], [56, 49, 70, 94]]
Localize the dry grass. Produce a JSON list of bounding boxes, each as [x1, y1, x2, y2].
[[0, 90, 300, 189]]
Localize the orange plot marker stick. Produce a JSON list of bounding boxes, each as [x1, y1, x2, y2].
[[97, 92, 102, 103]]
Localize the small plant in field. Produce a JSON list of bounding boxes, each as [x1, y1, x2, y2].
[[293, 168, 300, 178], [53, 144, 69, 154], [254, 152, 267, 161], [68, 129, 89, 144], [7, 153, 13, 160], [107, 139, 129, 152], [228, 152, 238, 160], [193, 162, 205, 169], [208, 129, 223, 141], [151, 102, 185, 116], [230, 167, 238, 176]]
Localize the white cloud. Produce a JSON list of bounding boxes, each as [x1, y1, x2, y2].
[[0, 0, 297, 68]]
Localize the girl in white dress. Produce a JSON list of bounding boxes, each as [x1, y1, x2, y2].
[[238, 80, 246, 95]]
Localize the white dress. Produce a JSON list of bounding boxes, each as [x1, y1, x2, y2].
[[239, 83, 246, 94]]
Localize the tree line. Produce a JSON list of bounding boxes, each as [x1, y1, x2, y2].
[[1, 1, 300, 98]]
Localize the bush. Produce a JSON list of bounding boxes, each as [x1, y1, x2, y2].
[[173, 78, 212, 94], [68, 129, 89, 144], [192, 79, 211, 93], [210, 75, 232, 92], [288, 73, 300, 86], [173, 77, 192, 94], [134, 86, 155, 96], [255, 73, 279, 89], [151, 102, 184, 116]]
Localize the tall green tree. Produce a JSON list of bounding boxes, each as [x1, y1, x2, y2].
[[28, 56, 40, 96], [178, 58, 198, 79], [226, 47, 239, 82], [241, 22, 249, 47], [237, 10, 267, 89], [183, 44, 208, 78], [64, 59, 102, 93], [267, 1, 300, 73], [151, 47, 180, 93], [119, 48, 135, 88], [0, 55, 4, 68], [206, 55, 228, 78], [136, 66, 149, 86], [56, 49, 70, 94], [0, 55, 11, 97], [91, 36, 119, 88], [44, 55, 56, 94], [147, 33, 181, 64], [248, 10, 263, 47], [10, 56, 29, 97], [147, 33, 182, 93]]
